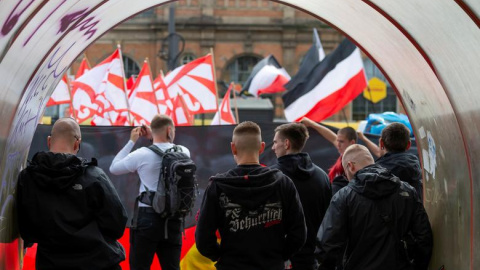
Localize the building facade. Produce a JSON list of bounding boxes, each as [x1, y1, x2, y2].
[[67, 0, 399, 122]]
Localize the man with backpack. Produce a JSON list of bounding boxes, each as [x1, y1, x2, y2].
[[195, 121, 307, 270], [110, 114, 192, 270]]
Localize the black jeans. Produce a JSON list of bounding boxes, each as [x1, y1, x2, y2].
[[130, 208, 183, 270]]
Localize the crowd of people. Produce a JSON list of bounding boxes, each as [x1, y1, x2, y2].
[[16, 114, 433, 270]]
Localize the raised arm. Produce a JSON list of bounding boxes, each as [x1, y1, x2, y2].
[[300, 117, 337, 145], [357, 131, 382, 158]]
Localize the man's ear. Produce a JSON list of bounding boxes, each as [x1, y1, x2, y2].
[[406, 140, 411, 150], [74, 138, 82, 153], [47, 136, 52, 150], [231, 142, 237, 156], [285, 139, 291, 150], [259, 141, 266, 154], [379, 138, 385, 150]]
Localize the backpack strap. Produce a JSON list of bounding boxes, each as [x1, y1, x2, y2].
[[147, 144, 166, 157]]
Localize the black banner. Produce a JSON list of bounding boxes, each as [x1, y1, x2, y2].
[[29, 124, 417, 228]]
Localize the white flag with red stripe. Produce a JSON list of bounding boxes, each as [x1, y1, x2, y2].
[[169, 95, 193, 126], [153, 71, 171, 115], [90, 49, 129, 126], [211, 84, 236, 125], [283, 39, 367, 122], [75, 57, 91, 79], [241, 55, 290, 97], [129, 60, 159, 125], [47, 74, 71, 107], [162, 54, 217, 114]]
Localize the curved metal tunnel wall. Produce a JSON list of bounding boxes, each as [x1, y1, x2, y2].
[[0, 0, 478, 269]]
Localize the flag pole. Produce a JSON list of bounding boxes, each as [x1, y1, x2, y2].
[[117, 44, 133, 125], [210, 48, 220, 124], [231, 82, 240, 124], [366, 86, 377, 114], [146, 57, 160, 114], [65, 73, 77, 120]]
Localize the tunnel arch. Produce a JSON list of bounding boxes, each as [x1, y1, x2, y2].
[[0, 1, 479, 269]]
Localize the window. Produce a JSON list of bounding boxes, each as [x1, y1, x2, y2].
[[224, 55, 261, 90], [352, 58, 398, 120], [122, 55, 140, 78], [181, 53, 196, 65]]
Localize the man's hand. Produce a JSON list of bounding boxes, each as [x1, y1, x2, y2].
[[130, 127, 142, 143], [300, 117, 316, 127], [141, 125, 153, 141]]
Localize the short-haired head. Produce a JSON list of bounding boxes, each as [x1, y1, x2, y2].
[[48, 117, 81, 154], [274, 123, 309, 153], [380, 123, 411, 152], [232, 121, 262, 153], [338, 127, 358, 142], [151, 114, 174, 134], [342, 144, 374, 180]]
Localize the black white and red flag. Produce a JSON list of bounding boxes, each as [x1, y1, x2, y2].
[[241, 55, 290, 97], [282, 38, 367, 122]]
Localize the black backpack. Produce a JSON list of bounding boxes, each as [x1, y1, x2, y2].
[[132, 145, 197, 227]]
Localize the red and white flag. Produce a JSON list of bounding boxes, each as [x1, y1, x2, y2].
[[129, 60, 159, 125], [169, 95, 193, 126], [47, 74, 71, 107], [241, 55, 290, 97], [211, 84, 236, 125], [75, 57, 91, 79], [283, 39, 367, 122], [90, 49, 129, 126], [162, 54, 218, 114], [153, 71, 171, 115]]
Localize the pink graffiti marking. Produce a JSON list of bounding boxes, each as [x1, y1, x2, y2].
[[1, 0, 35, 36], [23, 0, 67, 46]]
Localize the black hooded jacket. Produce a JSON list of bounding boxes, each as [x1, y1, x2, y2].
[[271, 153, 331, 268], [376, 151, 423, 200], [17, 152, 128, 270], [195, 165, 307, 270], [317, 164, 433, 270]]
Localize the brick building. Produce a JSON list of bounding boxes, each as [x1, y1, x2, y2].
[[66, 0, 400, 123]]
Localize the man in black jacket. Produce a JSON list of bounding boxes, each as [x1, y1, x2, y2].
[[17, 118, 128, 270], [376, 122, 423, 200], [316, 144, 433, 270], [196, 121, 307, 270], [270, 123, 331, 270]]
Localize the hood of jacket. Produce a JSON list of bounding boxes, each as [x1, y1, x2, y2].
[[275, 153, 315, 181], [349, 164, 401, 199], [27, 151, 87, 190], [376, 151, 422, 182], [212, 166, 284, 211]]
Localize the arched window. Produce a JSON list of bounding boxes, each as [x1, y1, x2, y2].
[[352, 58, 398, 120], [224, 55, 261, 89], [122, 55, 140, 78], [181, 53, 196, 65]]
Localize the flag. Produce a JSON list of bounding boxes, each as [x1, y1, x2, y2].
[[169, 94, 193, 126], [211, 84, 236, 125], [129, 60, 159, 125], [46, 74, 70, 107], [90, 48, 129, 126], [285, 28, 325, 91], [162, 54, 217, 114], [153, 71, 171, 115], [75, 57, 91, 79], [241, 55, 290, 97], [283, 38, 367, 122]]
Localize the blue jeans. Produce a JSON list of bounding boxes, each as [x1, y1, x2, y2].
[[130, 208, 182, 270]]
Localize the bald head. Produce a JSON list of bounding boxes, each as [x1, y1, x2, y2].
[[342, 144, 375, 180], [231, 121, 265, 164], [48, 118, 81, 154]]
